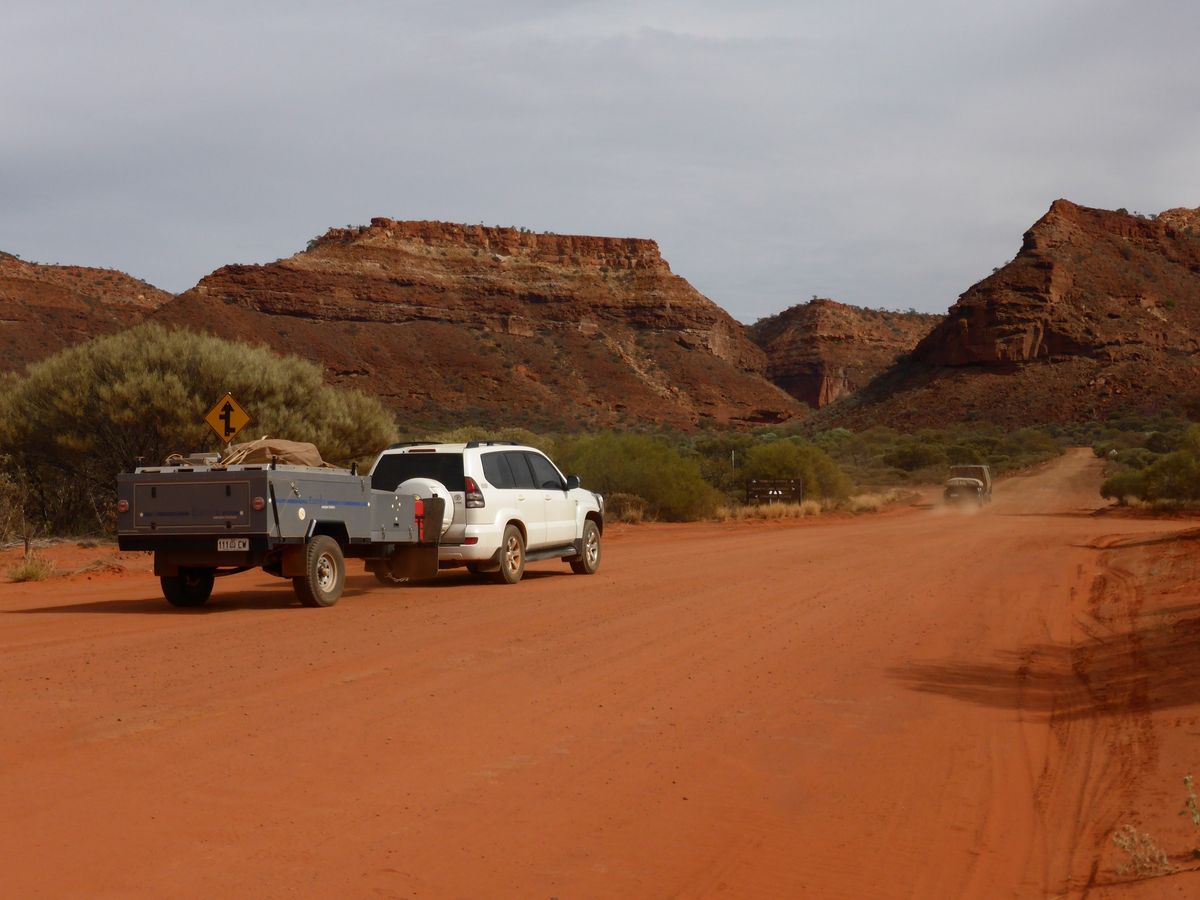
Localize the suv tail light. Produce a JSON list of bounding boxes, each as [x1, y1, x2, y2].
[[464, 476, 485, 508]]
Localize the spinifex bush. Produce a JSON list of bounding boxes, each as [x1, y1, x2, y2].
[[0, 325, 397, 533], [7, 553, 54, 583]]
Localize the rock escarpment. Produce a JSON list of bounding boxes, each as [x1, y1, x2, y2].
[[915, 199, 1200, 366], [748, 299, 938, 408], [824, 200, 1200, 428], [155, 220, 801, 429], [0, 252, 171, 373]]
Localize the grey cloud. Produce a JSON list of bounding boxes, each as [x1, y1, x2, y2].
[[2, 1, 1197, 320]]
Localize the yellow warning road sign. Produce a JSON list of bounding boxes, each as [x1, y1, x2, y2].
[[204, 392, 251, 444]]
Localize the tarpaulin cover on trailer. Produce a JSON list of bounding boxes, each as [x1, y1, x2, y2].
[[222, 438, 332, 468]]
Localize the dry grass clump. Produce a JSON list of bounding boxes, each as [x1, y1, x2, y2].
[[8, 553, 55, 582], [716, 500, 822, 521], [846, 489, 911, 513], [604, 492, 648, 524], [1112, 495, 1149, 508], [1105, 495, 1200, 514], [1112, 824, 1172, 877]]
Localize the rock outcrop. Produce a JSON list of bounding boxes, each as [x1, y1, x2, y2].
[[915, 200, 1200, 366], [821, 200, 1200, 428], [748, 299, 938, 407], [154, 220, 802, 429], [0, 253, 171, 373]]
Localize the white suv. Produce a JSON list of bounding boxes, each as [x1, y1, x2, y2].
[[368, 441, 604, 584]]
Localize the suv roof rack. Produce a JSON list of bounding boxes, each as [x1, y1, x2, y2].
[[386, 441, 436, 449], [464, 440, 523, 449]]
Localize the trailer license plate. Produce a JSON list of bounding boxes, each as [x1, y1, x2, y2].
[[218, 538, 249, 552]]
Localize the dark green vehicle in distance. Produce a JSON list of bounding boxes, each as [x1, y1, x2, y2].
[[943, 465, 993, 506]]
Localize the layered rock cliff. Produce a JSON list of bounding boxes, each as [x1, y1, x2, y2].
[[823, 200, 1200, 428], [749, 299, 938, 407], [915, 199, 1200, 366], [154, 220, 802, 429], [0, 252, 171, 373]]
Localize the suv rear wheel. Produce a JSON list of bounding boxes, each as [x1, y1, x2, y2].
[[496, 524, 525, 584]]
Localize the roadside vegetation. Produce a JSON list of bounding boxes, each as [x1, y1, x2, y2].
[[1089, 415, 1200, 508], [0, 325, 397, 535], [406, 421, 1068, 523], [16, 327, 1197, 535], [6, 553, 55, 583]]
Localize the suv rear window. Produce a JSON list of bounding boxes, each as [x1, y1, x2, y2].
[[481, 451, 515, 488], [372, 453, 466, 492], [503, 451, 538, 489]]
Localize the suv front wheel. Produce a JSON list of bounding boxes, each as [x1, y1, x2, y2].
[[496, 524, 526, 584], [570, 520, 601, 575]]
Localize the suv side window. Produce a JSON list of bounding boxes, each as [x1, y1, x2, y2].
[[502, 451, 538, 489], [526, 452, 565, 490], [481, 451, 514, 489]]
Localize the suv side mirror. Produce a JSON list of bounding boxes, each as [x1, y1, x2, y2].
[[565, 474, 582, 490]]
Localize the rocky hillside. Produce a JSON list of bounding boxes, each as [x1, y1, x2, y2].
[[0, 252, 170, 374], [153, 220, 802, 430], [821, 200, 1200, 427], [748, 299, 938, 408]]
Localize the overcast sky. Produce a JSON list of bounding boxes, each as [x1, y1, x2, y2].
[[3, 1, 1198, 322]]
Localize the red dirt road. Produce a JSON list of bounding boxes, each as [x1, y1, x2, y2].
[[3, 449, 1200, 898]]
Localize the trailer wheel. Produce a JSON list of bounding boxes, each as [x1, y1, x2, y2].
[[293, 536, 345, 607], [570, 520, 602, 575], [162, 568, 215, 607], [495, 524, 525, 584]]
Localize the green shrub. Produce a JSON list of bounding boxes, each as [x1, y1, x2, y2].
[[741, 440, 850, 501], [1100, 469, 1146, 502], [1142, 451, 1200, 502], [1111, 447, 1157, 470], [1146, 431, 1180, 454], [554, 433, 720, 521], [947, 444, 986, 464], [691, 432, 756, 493], [1097, 424, 1200, 504], [417, 425, 549, 448], [1184, 424, 1200, 457], [882, 442, 947, 472], [0, 325, 397, 533], [1002, 428, 1060, 457]]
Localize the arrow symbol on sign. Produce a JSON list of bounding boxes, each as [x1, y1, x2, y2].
[[220, 401, 235, 437]]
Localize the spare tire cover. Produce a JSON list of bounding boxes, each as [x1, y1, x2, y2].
[[396, 477, 455, 536]]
